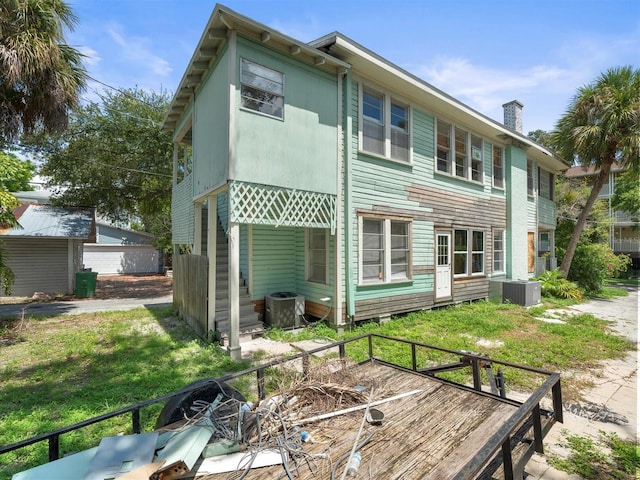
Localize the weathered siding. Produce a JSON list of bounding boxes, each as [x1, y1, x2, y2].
[[538, 197, 556, 227], [193, 46, 230, 196], [233, 37, 338, 195], [172, 173, 195, 245], [3, 238, 71, 296]]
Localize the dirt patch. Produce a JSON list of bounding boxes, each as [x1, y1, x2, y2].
[[93, 274, 173, 299]]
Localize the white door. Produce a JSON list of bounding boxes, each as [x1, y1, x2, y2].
[[436, 232, 452, 299]]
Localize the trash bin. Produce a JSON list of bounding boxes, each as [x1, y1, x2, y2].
[[75, 271, 98, 298]]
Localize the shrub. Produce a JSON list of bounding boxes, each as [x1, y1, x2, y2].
[[568, 244, 631, 295], [534, 269, 582, 300]]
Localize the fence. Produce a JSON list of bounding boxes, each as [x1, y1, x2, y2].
[[173, 254, 208, 337]]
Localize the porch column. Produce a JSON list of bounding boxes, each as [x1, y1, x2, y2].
[[227, 221, 241, 360], [207, 196, 217, 339]]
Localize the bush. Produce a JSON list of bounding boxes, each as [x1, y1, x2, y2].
[[534, 269, 582, 300], [568, 244, 632, 295]]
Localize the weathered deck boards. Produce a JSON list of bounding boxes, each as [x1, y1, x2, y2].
[[196, 360, 519, 480]]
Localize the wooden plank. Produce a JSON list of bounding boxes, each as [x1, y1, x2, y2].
[[195, 362, 520, 480]]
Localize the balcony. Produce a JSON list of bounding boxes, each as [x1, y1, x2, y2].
[[612, 238, 640, 254]]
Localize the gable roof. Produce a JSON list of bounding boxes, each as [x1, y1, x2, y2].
[[163, 3, 569, 173], [1, 204, 95, 239]]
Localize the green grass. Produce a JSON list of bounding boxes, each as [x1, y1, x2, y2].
[[0, 307, 251, 479], [0, 299, 634, 479], [548, 430, 640, 479]]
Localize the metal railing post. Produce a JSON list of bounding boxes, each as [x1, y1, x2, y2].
[[48, 434, 59, 462], [132, 409, 141, 434]]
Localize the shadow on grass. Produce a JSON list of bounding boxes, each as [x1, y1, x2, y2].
[[0, 306, 251, 478]]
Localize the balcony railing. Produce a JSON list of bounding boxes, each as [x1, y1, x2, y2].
[[612, 238, 640, 253], [612, 210, 639, 224]]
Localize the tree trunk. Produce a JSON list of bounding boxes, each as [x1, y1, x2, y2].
[[559, 160, 613, 276]]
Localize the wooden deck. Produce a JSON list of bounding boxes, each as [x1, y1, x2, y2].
[[193, 361, 536, 480]]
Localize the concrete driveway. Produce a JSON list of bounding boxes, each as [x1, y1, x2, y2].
[[0, 294, 173, 318]]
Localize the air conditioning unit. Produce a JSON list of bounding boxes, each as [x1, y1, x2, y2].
[[265, 292, 305, 329], [502, 280, 541, 307]]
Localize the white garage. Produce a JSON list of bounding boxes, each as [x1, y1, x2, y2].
[[83, 244, 162, 275]]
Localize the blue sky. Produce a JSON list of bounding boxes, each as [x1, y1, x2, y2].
[[68, 0, 639, 133]]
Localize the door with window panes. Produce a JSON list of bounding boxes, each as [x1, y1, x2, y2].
[[436, 232, 452, 299]]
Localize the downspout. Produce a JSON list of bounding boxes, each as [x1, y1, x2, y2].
[[343, 70, 355, 321]]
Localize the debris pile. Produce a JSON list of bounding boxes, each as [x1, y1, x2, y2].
[[13, 358, 390, 480]]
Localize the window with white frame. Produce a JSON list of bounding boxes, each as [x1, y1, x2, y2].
[[493, 229, 505, 273], [240, 58, 284, 119], [361, 217, 411, 284], [307, 228, 328, 284], [454, 229, 485, 276], [527, 160, 534, 196], [436, 119, 483, 182], [538, 168, 554, 200], [436, 119, 451, 174], [492, 145, 504, 189], [360, 85, 410, 162]]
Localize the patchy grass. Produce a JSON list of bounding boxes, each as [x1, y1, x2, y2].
[[548, 430, 640, 479], [0, 299, 634, 479], [267, 300, 633, 395], [0, 307, 250, 479]]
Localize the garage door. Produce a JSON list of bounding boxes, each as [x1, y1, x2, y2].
[[83, 244, 161, 275]]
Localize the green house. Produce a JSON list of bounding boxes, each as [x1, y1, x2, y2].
[[163, 5, 569, 358]]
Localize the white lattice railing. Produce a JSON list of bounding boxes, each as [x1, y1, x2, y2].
[[228, 181, 336, 233]]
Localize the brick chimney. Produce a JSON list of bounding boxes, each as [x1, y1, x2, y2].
[[502, 100, 523, 133]]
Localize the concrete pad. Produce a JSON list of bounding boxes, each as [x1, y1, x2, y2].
[[290, 338, 341, 357]]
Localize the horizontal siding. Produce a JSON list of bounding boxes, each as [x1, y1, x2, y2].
[[251, 225, 297, 299], [172, 174, 195, 245], [3, 238, 71, 296], [538, 197, 556, 227], [83, 245, 161, 275]]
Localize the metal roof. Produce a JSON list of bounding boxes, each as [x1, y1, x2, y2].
[[1, 204, 95, 239]]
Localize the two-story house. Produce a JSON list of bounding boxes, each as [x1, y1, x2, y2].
[[163, 5, 569, 358], [565, 163, 639, 269]]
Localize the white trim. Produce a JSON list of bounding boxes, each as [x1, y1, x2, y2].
[[357, 81, 412, 164]]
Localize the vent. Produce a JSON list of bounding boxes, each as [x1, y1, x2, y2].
[[265, 292, 305, 328]]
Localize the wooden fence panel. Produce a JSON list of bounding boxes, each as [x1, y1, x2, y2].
[[173, 254, 208, 338]]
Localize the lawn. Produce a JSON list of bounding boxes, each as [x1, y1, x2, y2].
[[0, 296, 634, 479]]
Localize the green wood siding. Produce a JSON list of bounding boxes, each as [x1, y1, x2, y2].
[[538, 197, 556, 227], [193, 48, 231, 197], [172, 174, 195, 245], [251, 225, 297, 299], [233, 37, 338, 195]]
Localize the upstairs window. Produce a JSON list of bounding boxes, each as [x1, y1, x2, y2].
[[360, 85, 410, 162], [527, 160, 534, 196], [436, 119, 483, 182], [240, 59, 284, 119], [436, 119, 451, 174], [492, 145, 504, 189], [362, 89, 384, 155], [360, 217, 411, 284], [538, 168, 554, 200]]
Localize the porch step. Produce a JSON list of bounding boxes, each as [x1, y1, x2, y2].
[[216, 314, 265, 345]]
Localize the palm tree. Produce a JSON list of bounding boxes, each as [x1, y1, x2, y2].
[[552, 66, 640, 276], [0, 0, 87, 143]]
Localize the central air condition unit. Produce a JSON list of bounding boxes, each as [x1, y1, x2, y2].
[[265, 292, 305, 329], [502, 280, 541, 307]]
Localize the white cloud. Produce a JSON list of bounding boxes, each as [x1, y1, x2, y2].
[[77, 46, 101, 67], [415, 57, 574, 114], [106, 23, 172, 77]]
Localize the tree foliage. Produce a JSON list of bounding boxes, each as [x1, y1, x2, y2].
[[27, 87, 173, 251], [0, 0, 87, 144], [0, 151, 36, 192], [611, 169, 640, 223], [551, 66, 640, 276]]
